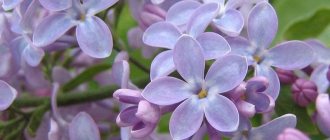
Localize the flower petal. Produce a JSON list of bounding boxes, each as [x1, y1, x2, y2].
[[316, 94, 330, 137], [196, 32, 231, 60], [33, 13, 76, 47], [255, 65, 280, 99], [84, 0, 118, 16], [69, 112, 101, 140], [76, 16, 113, 58], [213, 9, 244, 37], [166, 0, 201, 27], [39, 0, 72, 11], [136, 100, 160, 124], [248, 2, 277, 48], [2, 0, 23, 10], [0, 80, 17, 111], [23, 45, 45, 67], [249, 114, 297, 139], [170, 97, 204, 139], [305, 39, 330, 64], [205, 55, 248, 94], [111, 60, 130, 88], [143, 22, 182, 49], [264, 41, 314, 70], [226, 36, 254, 64], [174, 35, 205, 84], [131, 122, 157, 138], [187, 3, 219, 38], [204, 94, 239, 132], [142, 77, 191, 105], [116, 106, 139, 127], [113, 89, 142, 104], [310, 64, 329, 93], [150, 50, 175, 80], [52, 66, 72, 84]]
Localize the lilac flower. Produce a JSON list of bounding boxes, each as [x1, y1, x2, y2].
[[202, 0, 244, 36], [39, 0, 72, 11], [227, 2, 314, 99], [0, 80, 17, 111], [1, 0, 23, 10], [144, 2, 231, 80], [276, 68, 297, 84], [33, 0, 118, 58], [291, 79, 318, 107], [277, 128, 310, 140], [315, 94, 330, 137], [232, 114, 297, 140], [307, 40, 330, 93], [142, 36, 248, 139]]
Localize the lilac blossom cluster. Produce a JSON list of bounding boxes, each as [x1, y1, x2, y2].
[[0, 0, 329, 140]]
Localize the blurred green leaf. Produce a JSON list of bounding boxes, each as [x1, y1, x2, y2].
[[27, 102, 49, 137], [116, 3, 137, 46], [275, 85, 318, 134], [158, 113, 171, 133], [284, 9, 330, 40]]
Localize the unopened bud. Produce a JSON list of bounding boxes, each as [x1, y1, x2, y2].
[[139, 4, 166, 29], [291, 79, 318, 107], [276, 68, 297, 84], [277, 128, 310, 140]]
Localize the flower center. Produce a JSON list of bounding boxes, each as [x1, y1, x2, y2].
[[198, 89, 208, 99], [253, 55, 261, 63]]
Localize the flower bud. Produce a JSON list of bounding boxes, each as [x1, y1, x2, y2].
[[276, 68, 297, 84], [139, 4, 166, 29], [277, 128, 310, 140], [291, 79, 318, 107], [316, 94, 330, 137]]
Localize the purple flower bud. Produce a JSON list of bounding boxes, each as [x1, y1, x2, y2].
[[276, 68, 297, 84], [316, 94, 330, 137], [327, 65, 330, 82], [291, 79, 318, 107], [302, 66, 313, 75], [277, 128, 310, 140], [139, 4, 166, 29]]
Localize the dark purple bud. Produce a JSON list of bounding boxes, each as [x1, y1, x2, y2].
[[291, 79, 318, 107], [276, 68, 297, 84], [246, 76, 269, 93], [302, 66, 313, 75], [277, 128, 310, 140], [139, 4, 166, 29], [327, 65, 330, 82]]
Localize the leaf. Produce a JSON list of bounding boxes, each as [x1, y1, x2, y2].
[[27, 102, 50, 137], [62, 63, 112, 92], [158, 113, 171, 133], [116, 3, 137, 46], [284, 9, 330, 40], [275, 85, 318, 134]]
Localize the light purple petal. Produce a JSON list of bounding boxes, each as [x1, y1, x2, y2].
[[248, 2, 277, 49], [187, 3, 219, 38], [143, 22, 182, 49], [48, 119, 61, 140], [131, 122, 157, 138], [150, 50, 175, 80], [213, 9, 244, 37], [204, 94, 239, 132], [264, 41, 314, 70], [166, 0, 201, 27], [69, 112, 101, 140], [205, 55, 248, 94], [196, 32, 231, 60], [39, 0, 72, 11], [33, 13, 76, 47], [173, 35, 205, 84], [113, 89, 142, 104], [142, 77, 191, 105], [136, 100, 160, 124], [127, 27, 144, 49], [116, 106, 140, 127], [305, 39, 330, 64], [236, 100, 256, 118], [2, 0, 23, 10], [310, 64, 329, 93], [247, 93, 274, 113], [76, 16, 113, 58], [249, 114, 297, 140], [316, 94, 330, 137], [23, 46, 45, 67], [111, 61, 130, 88], [170, 97, 204, 139], [84, 0, 118, 16], [255, 65, 280, 99], [226, 36, 254, 64], [0, 80, 17, 111]]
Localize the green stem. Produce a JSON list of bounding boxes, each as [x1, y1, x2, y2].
[[13, 86, 117, 108]]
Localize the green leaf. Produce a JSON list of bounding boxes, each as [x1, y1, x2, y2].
[[158, 113, 171, 133], [284, 9, 330, 40], [62, 63, 112, 92], [275, 85, 318, 134], [116, 3, 137, 46], [27, 102, 50, 137]]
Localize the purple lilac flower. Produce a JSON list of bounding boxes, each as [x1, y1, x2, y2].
[[142, 36, 248, 139], [277, 128, 310, 140], [291, 79, 318, 107], [0, 80, 17, 111], [232, 114, 297, 140], [315, 94, 330, 137], [227, 2, 314, 99], [144, 1, 231, 80], [1, 0, 23, 10], [33, 0, 118, 58], [276, 68, 297, 84]]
